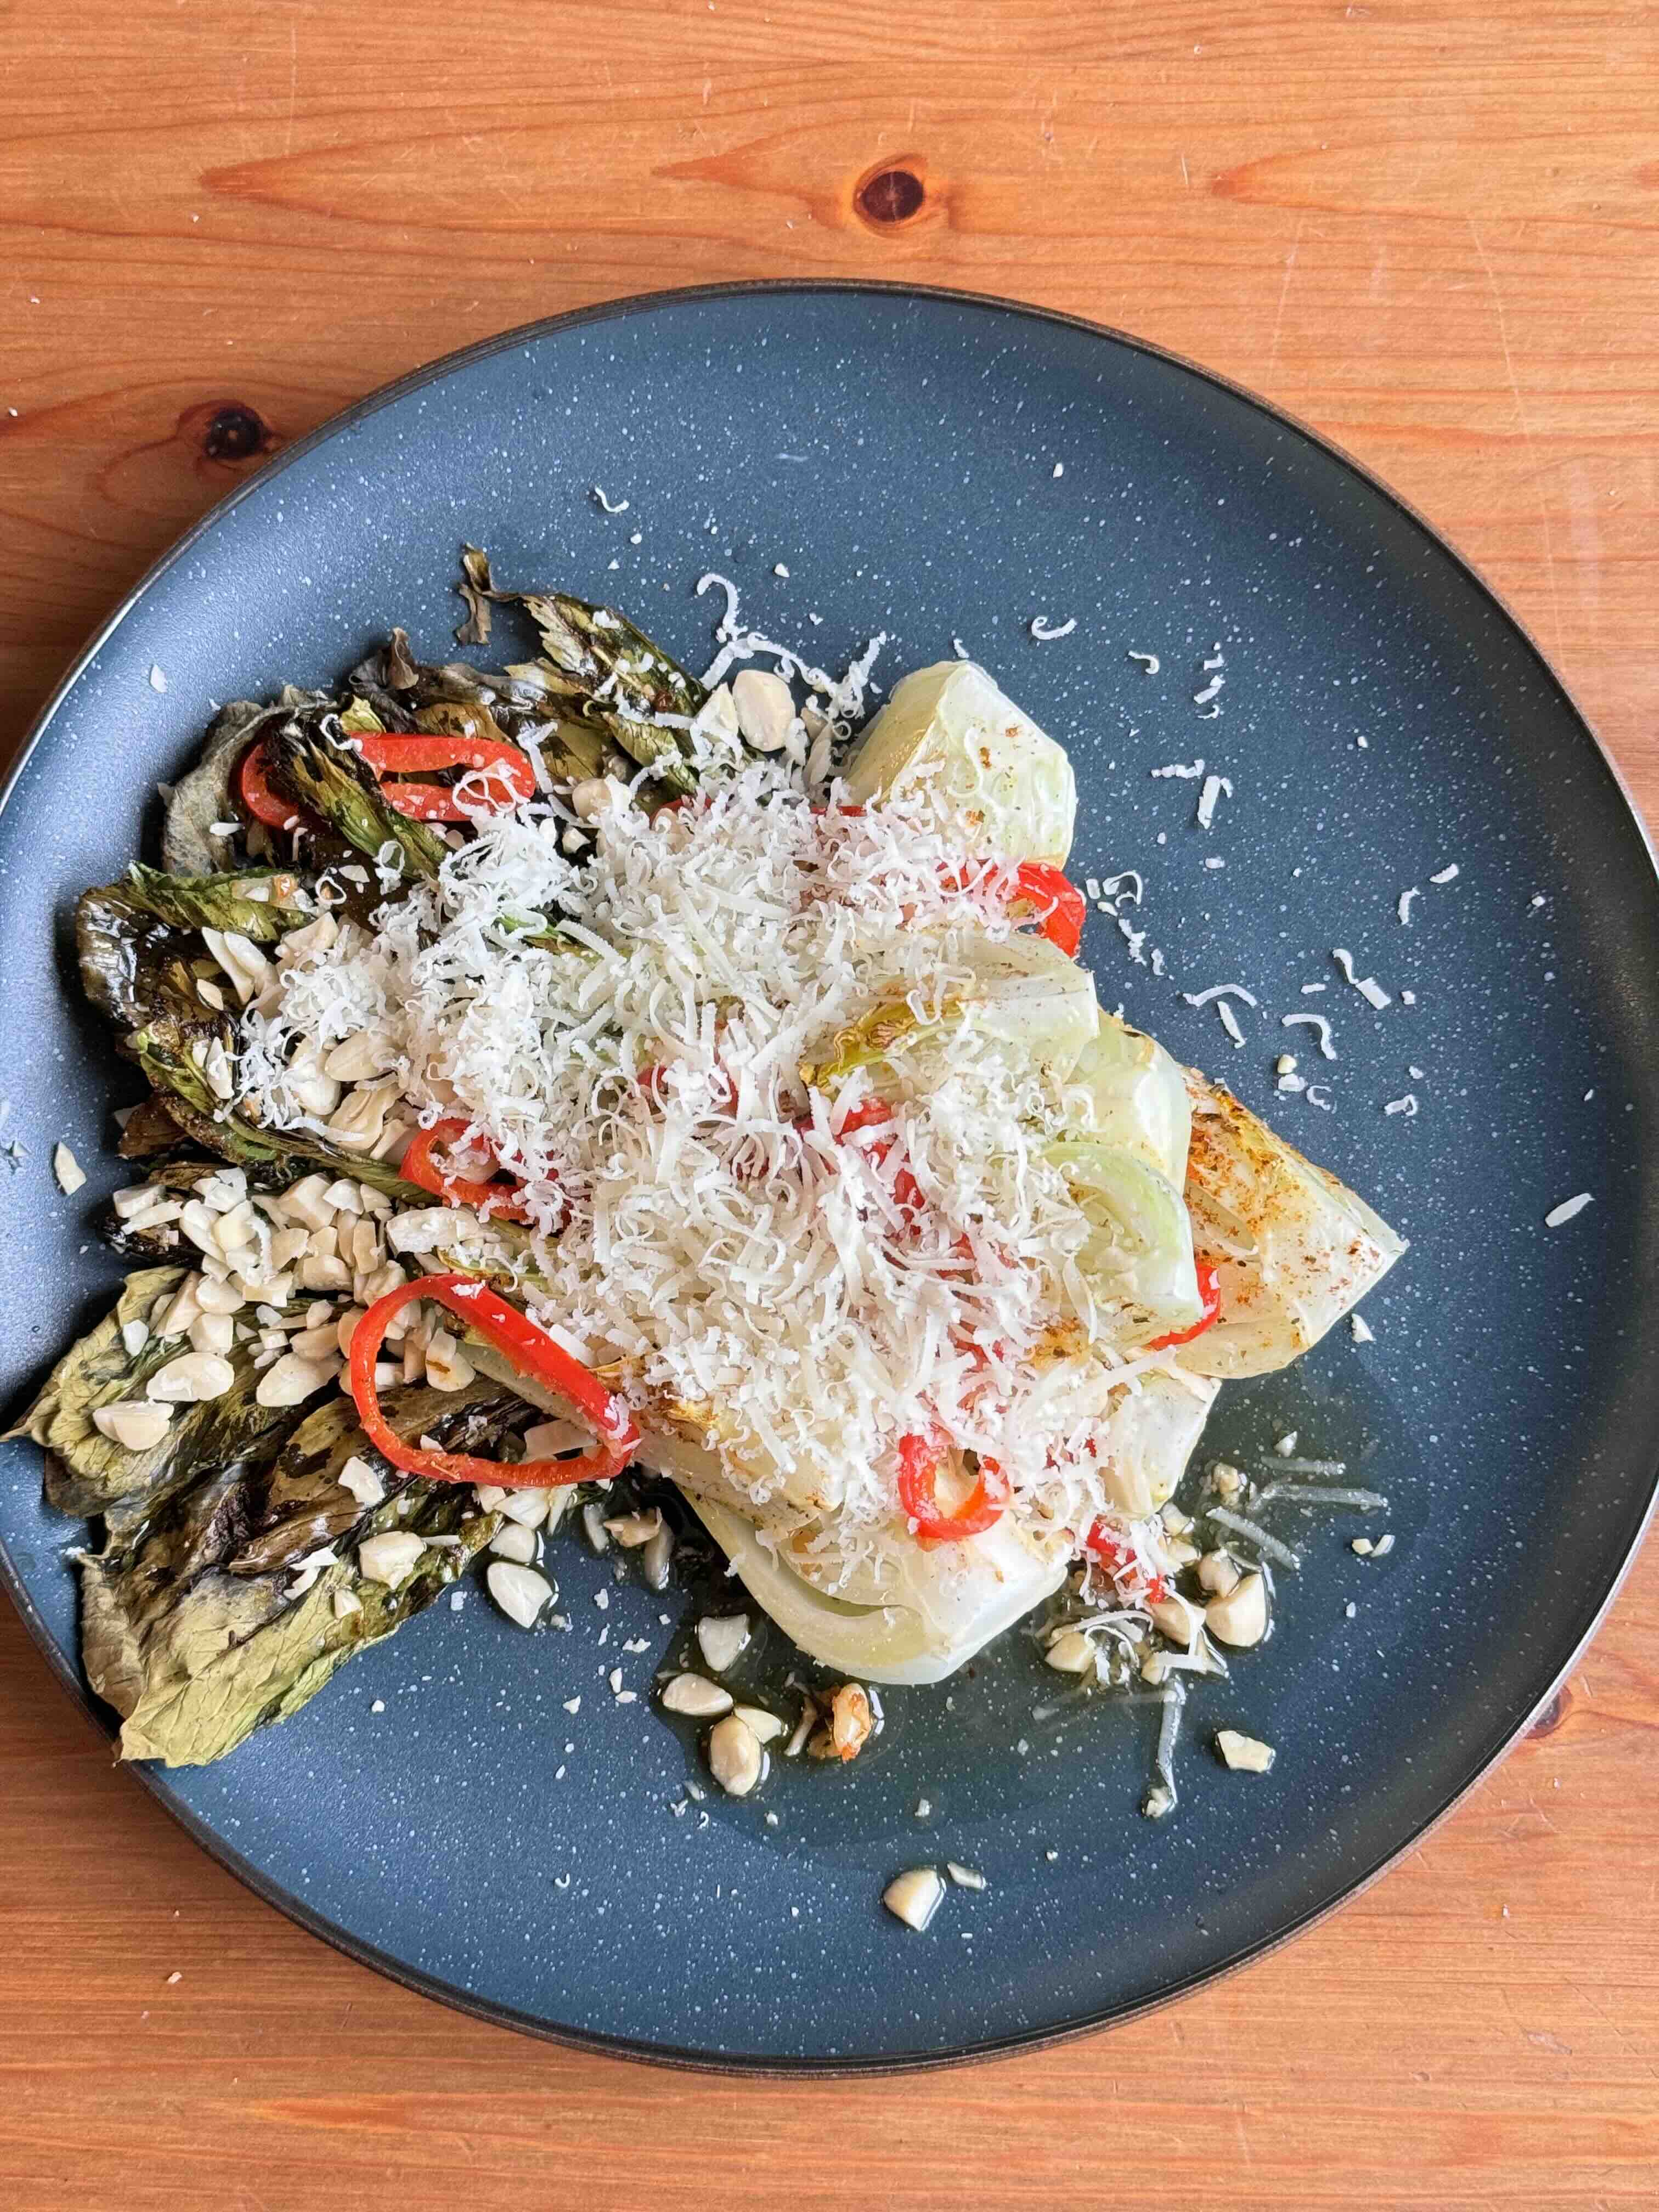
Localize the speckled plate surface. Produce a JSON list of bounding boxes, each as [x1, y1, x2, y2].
[[3, 283, 1657, 2072]]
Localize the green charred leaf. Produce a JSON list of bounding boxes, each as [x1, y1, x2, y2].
[[261, 718, 447, 881], [76, 866, 307, 1035], [384, 627, 419, 691], [11, 1267, 313, 1521], [122, 998, 275, 1153], [226, 1379, 523, 1577], [456, 548, 703, 794], [123, 1030, 427, 1203], [76, 889, 204, 1029], [125, 861, 311, 942], [83, 1386, 520, 1765]]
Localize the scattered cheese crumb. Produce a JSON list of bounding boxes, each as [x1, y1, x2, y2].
[[52, 1141, 85, 1194], [1195, 773, 1232, 831], [1333, 948, 1391, 1008], [1350, 1313, 1374, 1343], [1150, 758, 1204, 779], [1429, 863, 1460, 885], [149, 664, 168, 693], [1397, 888, 1418, 925], [1384, 1093, 1419, 1118], [1029, 614, 1077, 642], [773, 563, 790, 578], [370, 1698, 386, 1713], [592, 486, 629, 514], [1127, 651, 1160, 674], [1052, 462, 1064, 478], [1282, 1012, 1336, 1059], [1544, 1192, 1593, 1228]]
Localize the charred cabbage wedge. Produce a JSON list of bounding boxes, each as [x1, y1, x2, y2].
[[1176, 1073, 1407, 1378]]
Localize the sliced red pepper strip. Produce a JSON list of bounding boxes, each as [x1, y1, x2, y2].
[[357, 731, 536, 820], [238, 730, 535, 832], [348, 1272, 639, 1488], [1145, 1260, 1222, 1351], [1008, 861, 1086, 958], [402, 1119, 540, 1224], [896, 1431, 1009, 1542], [238, 741, 312, 832]]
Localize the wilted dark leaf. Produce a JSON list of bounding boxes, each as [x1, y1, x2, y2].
[[116, 1093, 193, 1162], [454, 542, 496, 645], [162, 701, 266, 877], [384, 626, 419, 691], [81, 1384, 522, 1764]]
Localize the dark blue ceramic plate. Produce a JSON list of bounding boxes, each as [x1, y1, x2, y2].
[[3, 284, 1656, 2072]]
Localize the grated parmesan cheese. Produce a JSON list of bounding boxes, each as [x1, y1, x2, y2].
[[1333, 949, 1391, 1009], [1281, 1012, 1336, 1060], [1195, 774, 1232, 831], [242, 770, 1190, 1587]]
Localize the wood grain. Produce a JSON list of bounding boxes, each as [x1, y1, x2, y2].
[[2, 2, 1657, 2205]]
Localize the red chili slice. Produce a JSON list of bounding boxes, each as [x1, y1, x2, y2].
[[401, 1119, 540, 1224], [238, 741, 313, 832], [236, 729, 535, 833], [896, 1431, 1008, 1542], [356, 731, 536, 820], [1145, 1260, 1222, 1351], [1008, 861, 1086, 958], [837, 1099, 924, 1217], [1082, 1520, 1167, 1604], [347, 1272, 638, 1488]]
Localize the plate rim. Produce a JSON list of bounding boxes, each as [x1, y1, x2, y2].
[[2, 276, 1655, 2076]]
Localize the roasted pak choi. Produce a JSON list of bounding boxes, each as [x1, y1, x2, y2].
[[16, 558, 1403, 1766]]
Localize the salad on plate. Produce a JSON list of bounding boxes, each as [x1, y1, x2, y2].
[[15, 552, 1403, 1804]]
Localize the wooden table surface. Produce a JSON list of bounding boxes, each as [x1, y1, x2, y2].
[[3, 4, 1657, 2205]]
